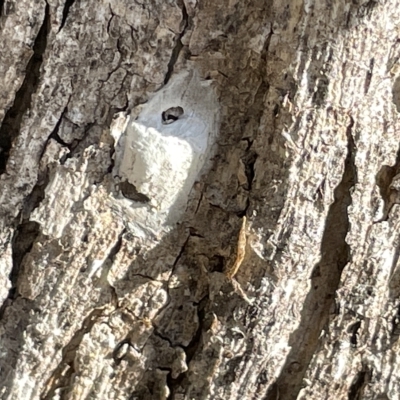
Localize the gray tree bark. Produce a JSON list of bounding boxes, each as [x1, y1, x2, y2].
[[0, 0, 399, 399]]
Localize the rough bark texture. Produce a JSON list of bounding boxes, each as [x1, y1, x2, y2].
[[0, 0, 399, 399]]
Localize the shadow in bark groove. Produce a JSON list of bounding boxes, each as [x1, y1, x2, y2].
[[41, 308, 107, 400], [59, 0, 76, 32], [0, 3, 50, 174], [364, 57, 374, 94], [163, 0, 189, 85], [9, 221, 41, 300], [375, 135, 400, 221], [166, 295, 208, 399], [348, 365, 372, 400], [0, 5, 51, 396], [266, 117, 357, 400], [392, 76, 400, 113]]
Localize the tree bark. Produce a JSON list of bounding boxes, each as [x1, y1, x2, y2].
[[0, 0, 399, 399]]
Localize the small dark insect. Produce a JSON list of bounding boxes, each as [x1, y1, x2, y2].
[[161, 106, 184, 125]]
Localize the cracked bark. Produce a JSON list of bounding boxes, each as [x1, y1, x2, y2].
[[59, 0, 76, 32], [0, 2, 49, 173], [1, 1, 400, 400], [269, 115, 357, 400]]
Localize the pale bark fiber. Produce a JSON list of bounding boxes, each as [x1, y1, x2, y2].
[[0, 0, 399, 399]]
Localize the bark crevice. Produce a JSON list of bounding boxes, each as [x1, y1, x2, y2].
[[348, 365, 372, 400], [364, 57, 374, 94], [47, 108, 71, 149], [59, 0, 76, 32], [60, 122, 95, 165], [267, 116, 357, 400], [9, 221, 40, 300], [375, 137, 400, 221], [166, 296, 208, 399], [0, 3, 50, 174], [41, 308, 107, 400], [163, 0, 188, 85]]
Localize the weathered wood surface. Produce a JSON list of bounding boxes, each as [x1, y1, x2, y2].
[[0, 0, 399, 399]]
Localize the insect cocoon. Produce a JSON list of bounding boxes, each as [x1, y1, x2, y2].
[[113, 69, 219, 233]]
